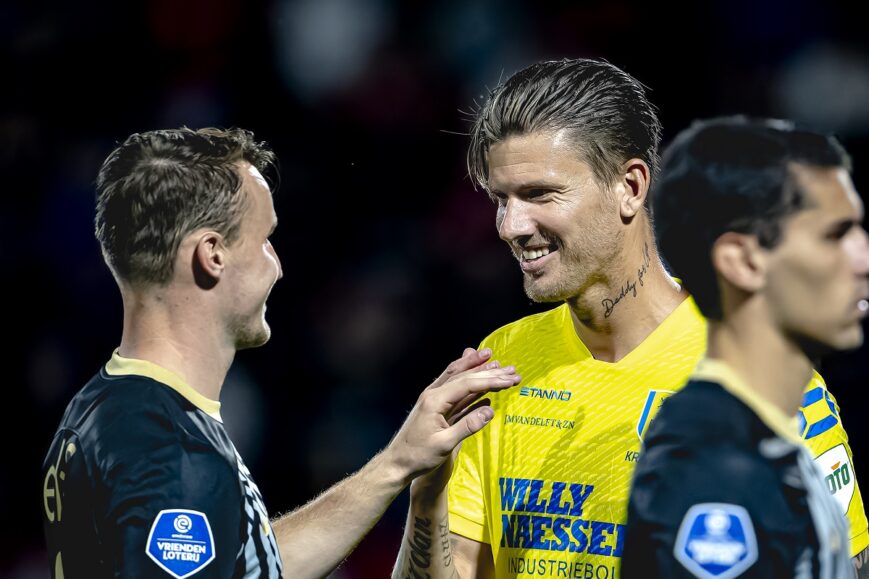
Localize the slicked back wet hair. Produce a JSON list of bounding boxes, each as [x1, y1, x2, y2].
[[653, 116, 851, 320], [95, 127, 276, 286], [468, 58, 662, 192]]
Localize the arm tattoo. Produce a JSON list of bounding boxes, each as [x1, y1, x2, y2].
[[439, 516, 452, 568], [854, 545, 869, 579], [401, 517, 433, 579]]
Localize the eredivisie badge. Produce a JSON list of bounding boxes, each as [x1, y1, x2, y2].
[[146, 509, 216, 578], [636, 390, 674, 441], [674, 503, 758, 579], [813, 443, 855, 515]]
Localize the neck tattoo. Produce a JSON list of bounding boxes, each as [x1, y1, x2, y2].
[[602, 242, 651, 318]]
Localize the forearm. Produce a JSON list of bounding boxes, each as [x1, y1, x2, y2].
[[271, 450, 408, 579], [270, 349, 511, 578], [393, 485, 459, 579]]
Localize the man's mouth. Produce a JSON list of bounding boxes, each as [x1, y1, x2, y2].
[[519, 244, 558, 273], [522, 247, 551, 261]]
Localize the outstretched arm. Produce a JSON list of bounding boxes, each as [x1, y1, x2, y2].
[[392, 348, 503, 579], [271, 348, 519, 579]]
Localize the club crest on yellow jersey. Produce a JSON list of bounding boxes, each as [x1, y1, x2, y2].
[[636, 390, 674, 441]]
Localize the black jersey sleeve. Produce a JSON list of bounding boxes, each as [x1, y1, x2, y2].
[[622, 425, 813, 578], [94, 402, 243, 578]]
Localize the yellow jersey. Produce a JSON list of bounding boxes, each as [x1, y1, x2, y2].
[[448, 298, 868, 577]]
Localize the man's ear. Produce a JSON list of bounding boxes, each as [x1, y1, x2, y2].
[[192, 232, 226, 289], [617, 158, 651, 220], [711, 232, 767, 293]]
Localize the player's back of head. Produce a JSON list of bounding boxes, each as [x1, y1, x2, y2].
[[652, 116, 850, 320], [95, 127, 276, 286]]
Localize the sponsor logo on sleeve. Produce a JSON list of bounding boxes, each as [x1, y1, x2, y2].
[[813, 443, 855, 515], [674, 503, 758, 579], [146, 509, 215, 578]]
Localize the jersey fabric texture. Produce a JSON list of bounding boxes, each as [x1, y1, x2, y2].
[[621, 359, 852, 578], [447, 298, 867, 578], [42, 351, 283, 578]]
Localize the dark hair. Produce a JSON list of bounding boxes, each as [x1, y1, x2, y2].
[[468, 58, 662, 191], [652, 116, 851, 320], [95, 127, 276, 285]]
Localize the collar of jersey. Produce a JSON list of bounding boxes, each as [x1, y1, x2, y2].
[[105, 350, 223, 422], [561, 295, 702, 366], [692, 358, 801, 444]]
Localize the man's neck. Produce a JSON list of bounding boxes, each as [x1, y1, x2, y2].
[[566, 238, 687, 362], [117, 292, 234, 401], [706, 306, 813, 417]]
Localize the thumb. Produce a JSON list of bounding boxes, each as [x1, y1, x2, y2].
[[441, 406, 495, 449]]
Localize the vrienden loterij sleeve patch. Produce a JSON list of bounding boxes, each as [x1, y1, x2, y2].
[[673, 503, 758, 579], [146, 509, 216, 578]]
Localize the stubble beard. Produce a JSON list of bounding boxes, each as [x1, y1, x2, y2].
[[231, 306, 271, 350], [523, 244, 587, 303]]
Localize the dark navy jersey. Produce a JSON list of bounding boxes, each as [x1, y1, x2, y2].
[[622, 360, 850, 579], [42, 352, 283, 578]]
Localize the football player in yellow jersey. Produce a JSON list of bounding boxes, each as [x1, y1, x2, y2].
[[392, 59, 869, 578]]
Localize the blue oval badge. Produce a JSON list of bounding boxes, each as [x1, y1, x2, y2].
[[146, 509, 215, 578], [674, 503, 757, 579]]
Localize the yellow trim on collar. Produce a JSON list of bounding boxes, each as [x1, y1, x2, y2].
[[692, 358, 801, 444], [105, 350, 222, 422]]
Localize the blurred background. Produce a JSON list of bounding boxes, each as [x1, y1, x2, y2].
[[3, 0, 868, 576]]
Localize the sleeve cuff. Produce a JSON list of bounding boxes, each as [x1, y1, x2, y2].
[[448, 510, 489, 544], [851, 525, 869, 558]]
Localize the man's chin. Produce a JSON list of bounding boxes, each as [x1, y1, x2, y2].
[[523, 280, 569, 304], [235, 324, 271, 350], [792, 326, 864, 359]]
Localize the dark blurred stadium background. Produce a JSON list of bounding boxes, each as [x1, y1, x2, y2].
[[3, 0, 868, 576]]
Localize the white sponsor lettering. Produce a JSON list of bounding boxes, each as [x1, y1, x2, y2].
[[162, 551, 202, 562], [687, 539, 746, 565], [156, 542, 207, 554]]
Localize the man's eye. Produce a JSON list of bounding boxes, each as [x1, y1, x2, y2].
[[827, 224, 852, 241]]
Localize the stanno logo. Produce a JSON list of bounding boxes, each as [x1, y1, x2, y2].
[[519, 387, 571, 402]]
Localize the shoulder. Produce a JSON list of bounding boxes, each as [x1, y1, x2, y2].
[[86, 372, 186, 438], [645, 380, 756, 445], [479, 304, 567, 350], [633, 385, 788, 522], [798, 370, 843, 441], [634, 435, 769, 509], [69, 372, 230, 477]]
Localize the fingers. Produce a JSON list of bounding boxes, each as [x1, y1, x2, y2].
[[439, 406, 496, 449], [447, 390, 487, 424], [448, 395, 491, 426], [444, 360, 503, 421], [429, 348, 493, 389], [433, 366, 520, 408]]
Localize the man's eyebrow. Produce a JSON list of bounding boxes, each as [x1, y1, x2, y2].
[[489, 181, 560, 196]]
